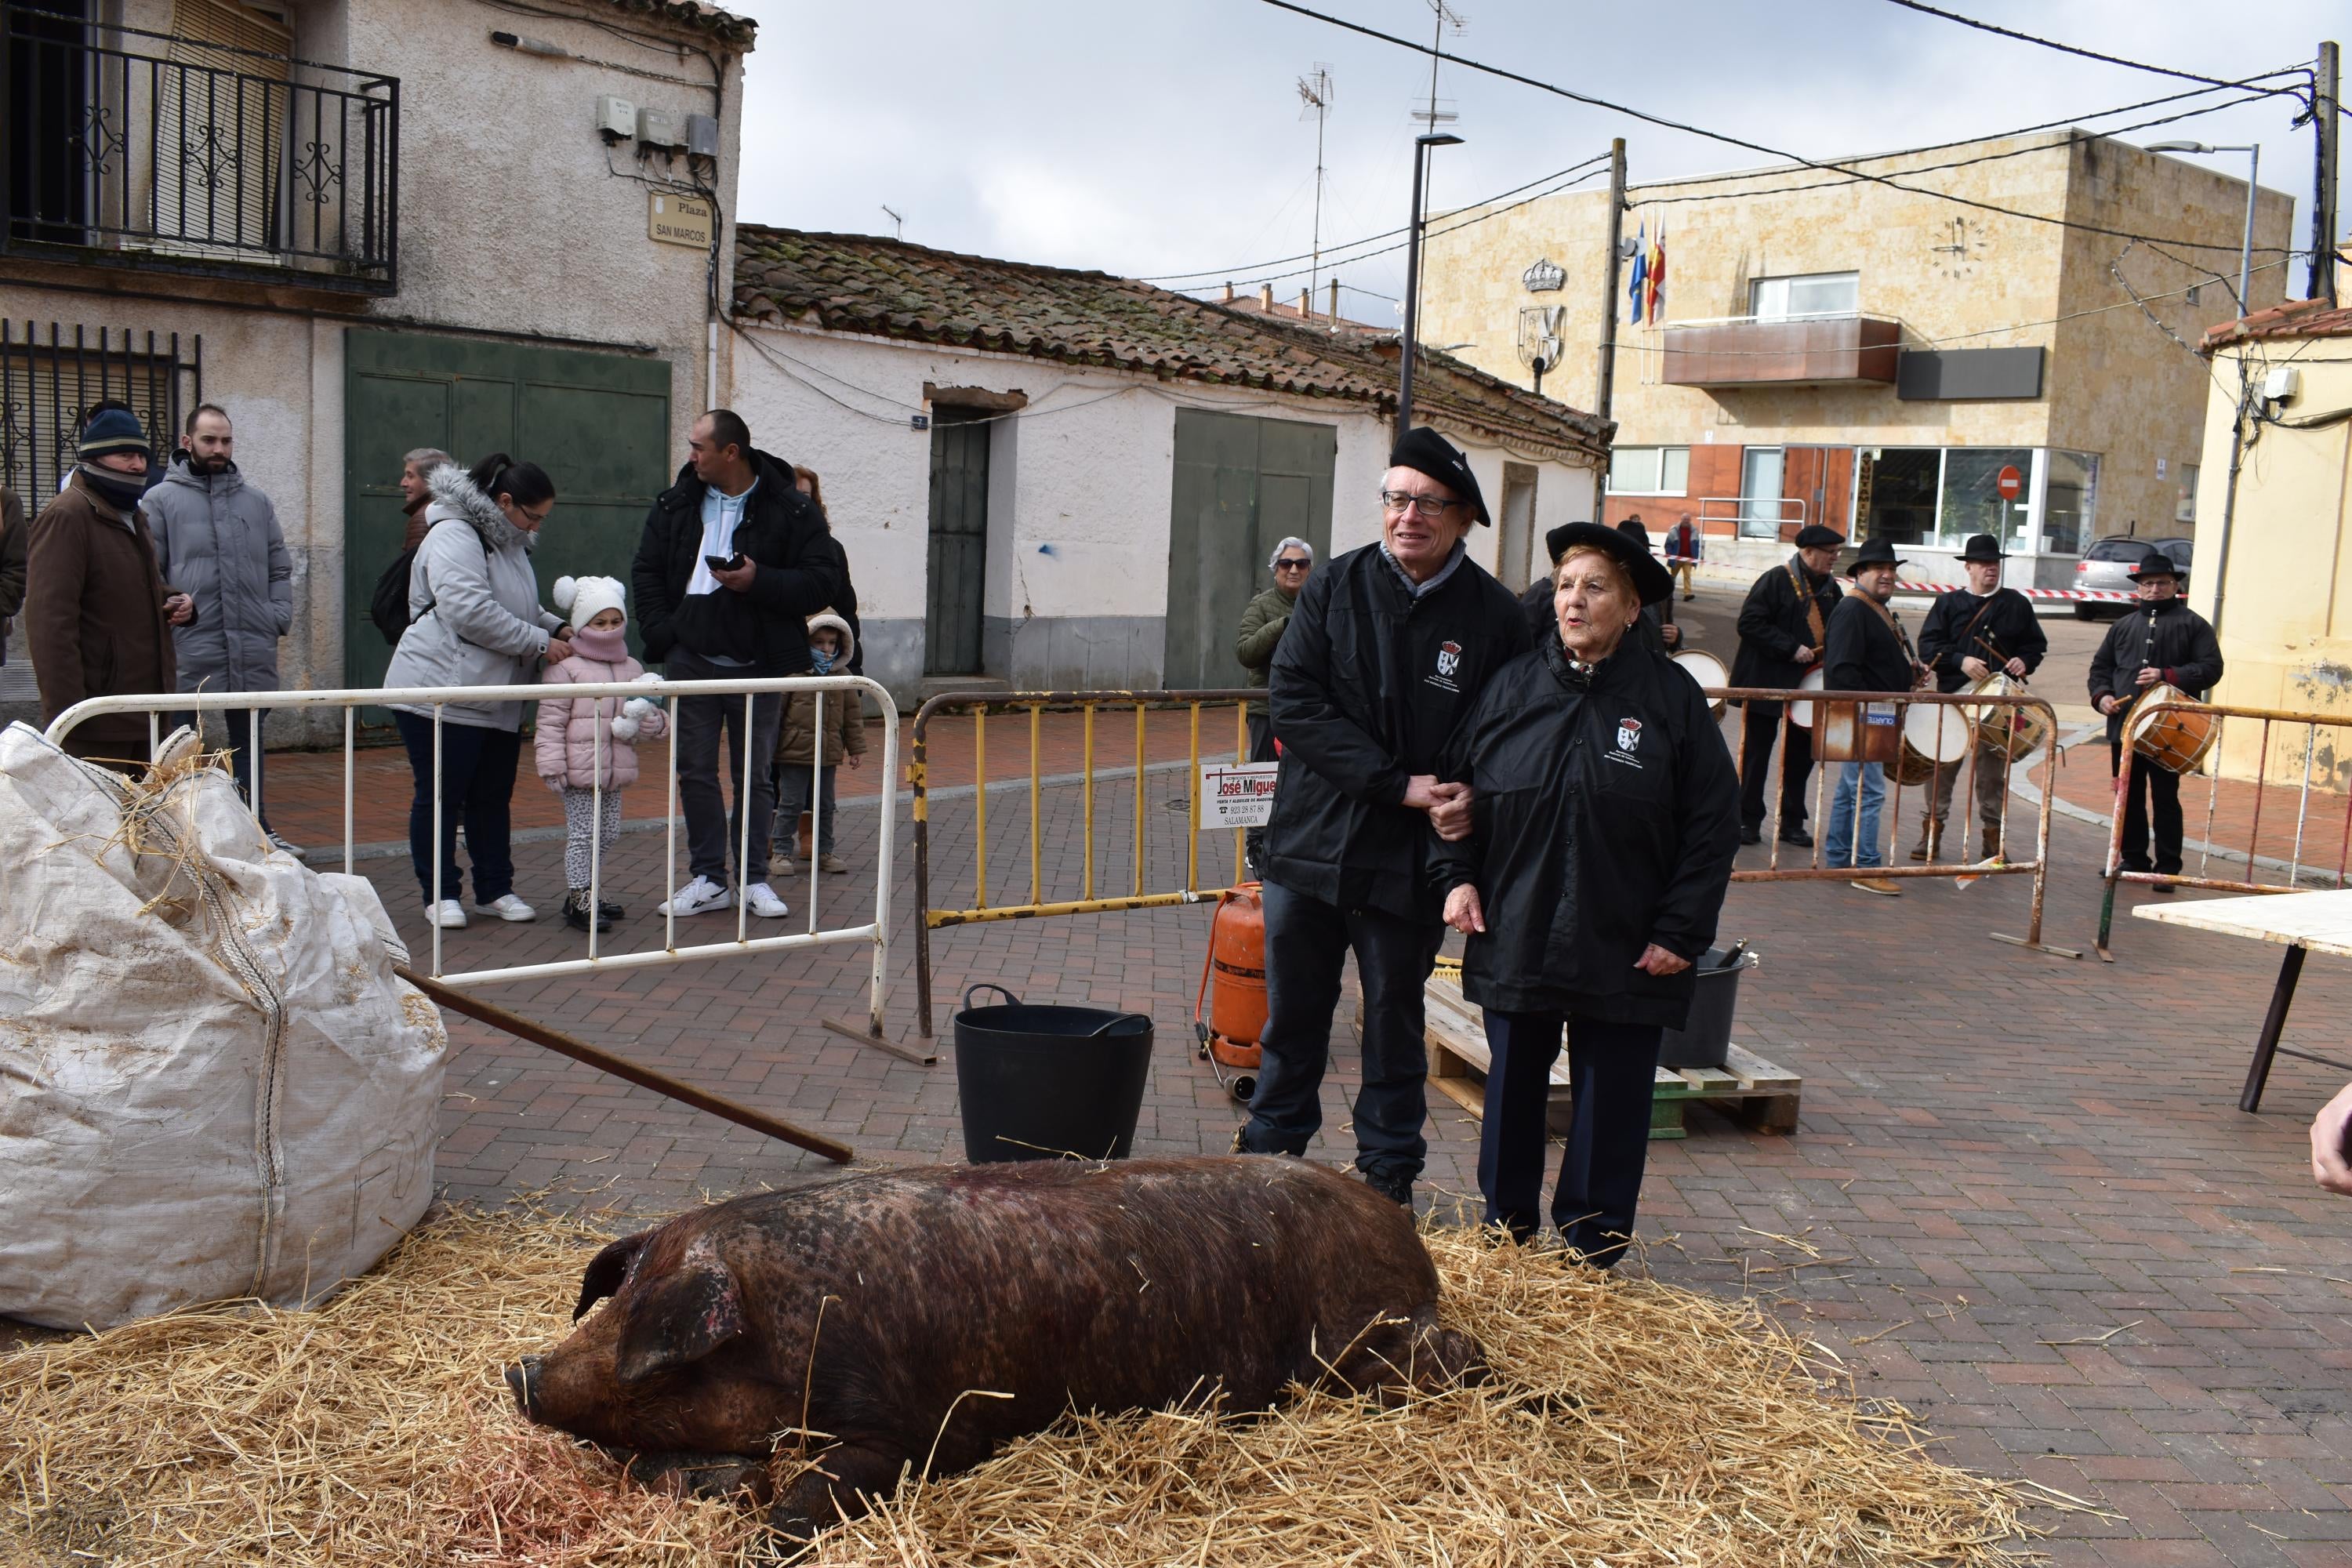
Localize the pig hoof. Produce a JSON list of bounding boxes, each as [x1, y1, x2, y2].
[[625, 1450, 773, 1502]]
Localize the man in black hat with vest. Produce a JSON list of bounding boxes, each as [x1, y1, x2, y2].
[[1730, 523, 1844, 845], [1237, 426, 1529, 1210], [2089, 551, 2222, 887], [1823, 536, 1923, 895], [1911, 532, 2046, 862]]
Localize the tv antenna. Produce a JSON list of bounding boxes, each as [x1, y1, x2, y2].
[[1412, 2, 1467, 133], [1296, 64, 1334, 307], [880, 205, 904, 240]]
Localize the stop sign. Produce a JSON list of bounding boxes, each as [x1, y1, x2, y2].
[[1995, 464, 2023, 501]]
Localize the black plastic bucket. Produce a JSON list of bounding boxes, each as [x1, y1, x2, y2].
[[953, 985, 1154, 1163], [1657, 944, 1752, 1071]]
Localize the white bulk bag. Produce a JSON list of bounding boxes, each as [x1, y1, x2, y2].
[[0, 722, 445, 1330]]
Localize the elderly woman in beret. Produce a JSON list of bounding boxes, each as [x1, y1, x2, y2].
[[1432, 523, 1740, 1266]]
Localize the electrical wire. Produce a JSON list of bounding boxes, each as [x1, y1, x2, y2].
[[1873, 0, 2312, 105], [1258, 0, 2299, 258]]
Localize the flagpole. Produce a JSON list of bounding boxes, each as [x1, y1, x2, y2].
[[1597, 136, 1627, 423]]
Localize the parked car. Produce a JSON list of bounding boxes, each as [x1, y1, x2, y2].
[[2072, 535, 2191, 619]]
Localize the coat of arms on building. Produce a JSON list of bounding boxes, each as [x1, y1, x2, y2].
[[1517, 306, 1566, 373], [1522, 256, 1566, 292]]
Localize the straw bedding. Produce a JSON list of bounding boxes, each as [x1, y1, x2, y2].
[[0, 1200, 2028, 1567]]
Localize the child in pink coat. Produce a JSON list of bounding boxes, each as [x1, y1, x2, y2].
[[535, 575, 666, 933]]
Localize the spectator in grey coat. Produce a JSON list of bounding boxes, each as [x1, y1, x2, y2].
[[383, 454, 571, 930], [144, 404, 294, 846]]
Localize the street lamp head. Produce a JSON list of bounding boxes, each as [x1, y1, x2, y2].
[[1417, 132, 1465, 147], [2146, 140, 2213, 154]]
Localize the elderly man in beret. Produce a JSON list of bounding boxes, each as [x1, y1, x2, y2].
[[1235, 427, 1529, 1210]]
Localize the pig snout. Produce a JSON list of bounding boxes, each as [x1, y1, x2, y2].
[[506, 1356, 545, 1420]]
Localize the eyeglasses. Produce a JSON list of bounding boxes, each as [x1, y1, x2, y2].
[[1379, 489, 1459, 519], [1273, 558, 1310, 572]]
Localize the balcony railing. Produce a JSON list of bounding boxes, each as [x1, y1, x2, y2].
[[2, 6, 397, 292], [1659, 311, 1900, 388]]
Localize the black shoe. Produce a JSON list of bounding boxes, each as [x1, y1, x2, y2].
[[2151, 881, 2176, 895], [564, 893, 613, 934], [1739, 825, 1763, 846], [1778, 828, 1814, 848], [1363, 1171, 1414, 1209], [597, 898, 626, 920]]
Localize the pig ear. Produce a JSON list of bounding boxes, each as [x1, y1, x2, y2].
[[574, 1231, 652, 1322], [614, 1255, 747, 1383]]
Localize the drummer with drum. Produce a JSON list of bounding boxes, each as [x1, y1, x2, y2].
[[1730, 524, 1846, 847], [2089, 552, 2222, 889], [1910, 533, 2047, 864]]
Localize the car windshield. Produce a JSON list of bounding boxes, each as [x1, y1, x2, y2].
[[2086, 539, 2155, 562]]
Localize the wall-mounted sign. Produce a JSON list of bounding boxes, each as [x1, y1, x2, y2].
[[649, 192, 713, 249], [1522, 256, 1565, 292]]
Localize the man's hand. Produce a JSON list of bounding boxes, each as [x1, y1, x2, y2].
[[1429, 783, 1474, 842], [543, 637, 573, 664], [2314, 1081, 2352, 1194], [165, 593, 194, 626], [1401, 775, 1450, 811], [2005, 656, 2027, 677], [1792, 645, 1813, 666], [2136, 665, 2161, 688], [1961, 655, 1990, 681], [712, 557, 758, 593], [1661, 622, 1682, 650], [1634, 944, 1691, 977], [845, 752, 864, 769], [2097, 694, 2120, 715], [1443, 884, 1485, 935]]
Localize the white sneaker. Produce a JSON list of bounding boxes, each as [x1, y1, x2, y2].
[[475, 893, 537, 922], [664, 875, 732, 916], [742, 881, 789, 919], [424, 898, 468, 929]]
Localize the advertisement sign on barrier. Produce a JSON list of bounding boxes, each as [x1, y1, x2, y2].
[[1199, 762, 1280, 828]]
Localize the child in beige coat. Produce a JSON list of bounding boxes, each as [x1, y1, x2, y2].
[[769, 609, 865, 873]]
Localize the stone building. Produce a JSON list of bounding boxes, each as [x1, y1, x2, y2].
[[729, 227, 1611, 701], [1, 0, 753, 732], [1417, 130, 2296, 588]]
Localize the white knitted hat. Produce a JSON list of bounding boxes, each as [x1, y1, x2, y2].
[[552, 574, 626, 629]]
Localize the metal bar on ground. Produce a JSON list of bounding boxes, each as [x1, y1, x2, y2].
[[2240, 943, 2308, 1113]]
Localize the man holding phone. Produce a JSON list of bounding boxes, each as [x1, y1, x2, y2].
[[633, 409, 851, 918]]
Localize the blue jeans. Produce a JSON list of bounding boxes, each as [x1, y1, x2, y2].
[[392, 712, 521, 906], [1824, 759, 1887, 870], [1238, 880, 1446, 1188], [772, 762, 838, 855]]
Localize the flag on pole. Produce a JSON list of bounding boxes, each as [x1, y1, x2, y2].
[[1646, 222, 1668, 324], [1627, 221, 1649, 325]]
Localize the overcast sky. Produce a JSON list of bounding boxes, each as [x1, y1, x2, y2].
[[730, 0, 2342, 322]]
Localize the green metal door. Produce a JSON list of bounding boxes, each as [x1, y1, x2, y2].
[[343, 330, 673, 695], [924, 412, 989, 675], [1163, 409, 1336, 691]]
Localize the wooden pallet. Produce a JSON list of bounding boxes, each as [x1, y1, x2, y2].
[[1422, 974, 1800, 1140]]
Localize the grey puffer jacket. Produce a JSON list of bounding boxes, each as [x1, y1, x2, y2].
[[143, 457, 292, 693], [383, 466, 561, 731]]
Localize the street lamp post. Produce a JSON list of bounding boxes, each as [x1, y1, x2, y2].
[[1396, 130, 1463, 432], [2144, 140, 2262, 645]]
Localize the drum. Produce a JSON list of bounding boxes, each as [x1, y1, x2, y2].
[[1788, 665, 1825, 729], [1968, 673, 2051, 760], [1895, 699, 1970, 786], [2126, 682, 2220, 773], [1671, 649, 1729, 717]]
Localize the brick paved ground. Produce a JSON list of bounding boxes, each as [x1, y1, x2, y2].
[[111, 604, 2352, 1564]]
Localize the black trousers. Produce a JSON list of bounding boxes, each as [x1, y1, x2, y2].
[[172, 706, 270, 829], [1737, 698, 1814, 833], [2111, 739, 2184, 876], [1240, 879, 1444, 1186], [1477, 1011, 1663, 1269]]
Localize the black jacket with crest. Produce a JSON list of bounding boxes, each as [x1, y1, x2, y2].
[[1429, 635, 1740, 1029]]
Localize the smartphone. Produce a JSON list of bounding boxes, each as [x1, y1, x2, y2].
[[704, 553, 742, 573]]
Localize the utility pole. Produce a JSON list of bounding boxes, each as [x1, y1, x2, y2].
[[1398, 130, 1462, 430], [2311, 42, 2339, 305], [1597, 137, 1628, 423]]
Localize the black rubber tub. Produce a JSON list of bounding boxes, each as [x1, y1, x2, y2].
[[1656, 944, 1754, 1071], [952, 985, 1154, 1163]]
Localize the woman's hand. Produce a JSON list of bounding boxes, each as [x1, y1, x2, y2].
[[1634, 944, 1690, 977], [1443, 885, 1485, 935], [2312, 1082, 2352, 1194]]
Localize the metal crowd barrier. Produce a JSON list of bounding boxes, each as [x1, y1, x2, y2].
[[909, 688, 1257, 1038], [41, 677, 899, 1044], [1715, 684, 2075, 958], [2095, 697, 2352, 960]]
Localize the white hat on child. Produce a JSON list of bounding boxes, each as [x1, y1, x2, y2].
[[552, 575, 626, 629]]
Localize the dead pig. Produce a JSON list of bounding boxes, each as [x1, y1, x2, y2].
[[506, 1154, 1485, 1531]]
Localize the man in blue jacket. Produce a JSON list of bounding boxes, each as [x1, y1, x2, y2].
[[1234, 427, 1529, 1209]]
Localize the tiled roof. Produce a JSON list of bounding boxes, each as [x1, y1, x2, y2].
[[2201, 297, 2352, 350], [732, 227, 1612, 462], [596, 0, 753, 45]]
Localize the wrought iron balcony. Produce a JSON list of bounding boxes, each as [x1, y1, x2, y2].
[[1658, 312, 1900, 388], [2, 5, 397, 292]]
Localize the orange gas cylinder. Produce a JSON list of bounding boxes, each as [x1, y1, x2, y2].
[[1193, 885, 1266, 1082]]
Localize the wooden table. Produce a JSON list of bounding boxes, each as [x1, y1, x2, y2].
[[2135, 888, 2352, 1111]]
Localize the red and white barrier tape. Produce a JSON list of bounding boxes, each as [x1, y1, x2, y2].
[[1892, 580, 2135, 603]]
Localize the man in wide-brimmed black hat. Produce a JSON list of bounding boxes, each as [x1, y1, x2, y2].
[[1730, 522, 1845, 846], [1911, 532, 2046, 863], [1823, 537, 1924, 895], [1237, 426, 1529, 1210], [2088, 550, 2222, 885]]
